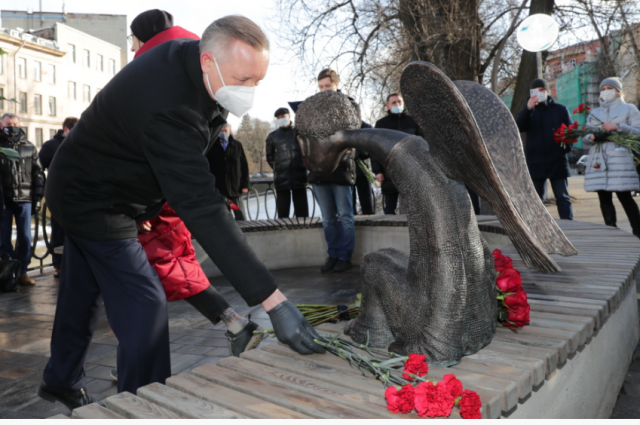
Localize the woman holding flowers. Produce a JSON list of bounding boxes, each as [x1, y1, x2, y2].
[[583, 77, 640, 237]]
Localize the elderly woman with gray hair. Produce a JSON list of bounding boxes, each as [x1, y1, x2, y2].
[[583, 77, 640, 237]]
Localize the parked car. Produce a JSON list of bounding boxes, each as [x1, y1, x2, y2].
[[575, 155, 588, 175]]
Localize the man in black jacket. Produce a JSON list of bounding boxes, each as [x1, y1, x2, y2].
[[266, 107, 308, 218], [310, 68, 357, 273], [206, 124, 249, 220], [516, 78, 573, 220], [39, 16, 323, 409], [39, 117, 78, 278], [373, 93, 423, 214], [0, 113, 44, 286]]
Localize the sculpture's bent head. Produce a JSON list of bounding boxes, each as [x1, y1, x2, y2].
[[295, 90, 360, 174]]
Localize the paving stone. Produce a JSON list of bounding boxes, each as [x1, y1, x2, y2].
[[0, 378, 42, 411], [170, 353, 204, 375], [85, 365, 116, 380], [623, 383, 640, 397], [206, 347, 230, 357], [85, 378, 117, 395], [611, 395, 640, 419], [172, 335, 206, 345], [194, 337, 228, 348], [85, 343, 117, 363], [629, 359, 640, 373], [0, 410, 40, 419], [91, 350, 118, 368], [0, 351, 47, 368], [174, 345, 214, 356], [16, 397, 70, 418], [0, 366, 39, 380]]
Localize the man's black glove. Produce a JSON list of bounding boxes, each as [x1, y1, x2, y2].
[[33, 201, 42, 214], [593, 132, 611, 143], [267, 300, 326, 355]]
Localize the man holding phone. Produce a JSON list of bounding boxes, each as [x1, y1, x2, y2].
[[516, 78, 574, 220]]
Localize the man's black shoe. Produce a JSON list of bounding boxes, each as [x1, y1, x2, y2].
[[225, 320, 265, 357], [321, 257, 338, 273], [38, 381, 98, 411], [333, 259, 352, 273]]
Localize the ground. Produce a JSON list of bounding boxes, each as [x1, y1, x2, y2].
[[0, 175, 638, 418]]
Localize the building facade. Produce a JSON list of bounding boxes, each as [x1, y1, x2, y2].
[[0, 23, 120, 147]]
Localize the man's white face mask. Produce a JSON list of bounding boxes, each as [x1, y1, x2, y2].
[[530, 89, 547, 103], [600, 89, 616, 103], [205, 55, 255, 118], [276, 117, 290, 128]]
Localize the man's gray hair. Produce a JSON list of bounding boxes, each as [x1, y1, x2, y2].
[[1, 112, 18, 121], [222, 123, 232, 132], [200, 15, 269, 62]]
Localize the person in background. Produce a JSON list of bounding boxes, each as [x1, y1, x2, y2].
[[583, 77, 640, 237], [0, 113, 44, 286], [309, 68, 356, 273], [206, 124, 250, 221], [516, 78, 573, 220], [128, 9, 198, 57], [373, 93, 423, 214], [39, 117, 79, 278], [266, 107, 309, 218]]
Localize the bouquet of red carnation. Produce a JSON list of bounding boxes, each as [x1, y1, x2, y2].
[[492, 249, 530, 329], [573, 102, 591, 114], [553, 121, 586, 149], [226, 198, 240, 211]]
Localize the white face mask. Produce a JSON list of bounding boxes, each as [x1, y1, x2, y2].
[[205, 55, 255, 118], [220, 132, 230, 141], [276, 117, 290, 128], [390, 105, 404, 114], [530, 89, 547, 103], [600, 89, 616, 102]]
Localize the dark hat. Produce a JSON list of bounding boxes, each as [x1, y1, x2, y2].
[[530, 78, 549, 91], [130, 9, 174, 43], [274, 107, 290, 117]]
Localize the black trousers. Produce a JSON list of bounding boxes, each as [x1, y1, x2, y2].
[[50, 214, 65, 269], [383, 192, 399, 215], [276, 188, 309, 218], [185, 285, 230, 325], [228, 196, 245, 221], [352, 175, 374, 215], [597, 190, 640, 235], [43, 234, 171, 394]]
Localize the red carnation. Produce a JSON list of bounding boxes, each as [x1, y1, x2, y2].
[[414, 381, 455, 418], [493, 254, 513, 272], [403, 353, 428, 379], [398, 384, 416, 413], [496, 268, 522, 293], [459, 390, 482, 419], [443, 374, 463, 399], [385, 386, 401, 413], [504, 290, 530, 328]]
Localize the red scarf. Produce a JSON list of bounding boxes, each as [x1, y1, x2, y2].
[[134, 26, 200, 59]]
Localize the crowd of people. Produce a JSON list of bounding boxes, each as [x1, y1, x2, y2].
[[0, 7, 638, 414]]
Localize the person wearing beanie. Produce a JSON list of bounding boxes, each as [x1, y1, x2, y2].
[[265, 107, 309, 219], [129, 9, 199, 58], [516, 78, 574, 220], [582, 77, 640, 237]]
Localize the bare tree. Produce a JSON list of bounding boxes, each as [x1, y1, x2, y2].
[[236, 114, 273, 174]]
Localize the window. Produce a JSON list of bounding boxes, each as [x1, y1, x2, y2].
[[18, 58, 26, 78], [83, 85, 91, 103], [35, 128, 43, 148], [83, 49, 90, 68], [34, 61, 42, 81], [0, 88, 3, 110], [19, 92, 27, 112], [97, 54, 104, 72], [49, 129, 57, 139], [68, 44, 76, 63], [48, 97, 56, 116], [108, 59, 116, 75], [34, 94, 42, 115], [68, 81, 76, 100], [47, 64, 56, 84]]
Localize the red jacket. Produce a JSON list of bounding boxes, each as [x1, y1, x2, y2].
[[135, 27, 209, 301]]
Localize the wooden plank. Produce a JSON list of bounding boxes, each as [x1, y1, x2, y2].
[[480, 340, 558, 377], [527, 316, 589, 346], [450, 357, 531, 399], [167, 374, 309, 419], [192, 364, 374, 419], [217, 356, 421, 419], [527, 300, 602, 329], [529, 311, 595, 339], [72, 403, 125, 419], [136, 382, 246, 419], [503, 325, 581, 353], [464, 351, 545, 386], [103, 391, 183, 419], [261, 342, 515, 414], [491, 328, 568, 365]]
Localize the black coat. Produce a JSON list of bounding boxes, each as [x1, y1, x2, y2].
[[265, 125, 308, 191], [45, 39, 276, 306], [206, 135, 250, 198], [516, 97, 572, 180], [39, 130, 64, 170], [373, 111, 423, 194], [0, 128, 44, 204]]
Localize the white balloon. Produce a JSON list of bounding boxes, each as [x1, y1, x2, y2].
[[516, 14, 560, 52]]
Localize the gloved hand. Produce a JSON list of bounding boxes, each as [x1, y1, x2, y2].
[[33, 201, 42, 214], [593, 132, 611, 143], [267, 300, 326, 355]]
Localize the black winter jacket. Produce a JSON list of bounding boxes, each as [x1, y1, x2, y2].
[[373, 111, 423, 194], [516, 97, 572, 180], [265, 125, 308, 191], [45, 39, 276, 307], [206, 135, 250, 198], [39, 130, 65, 170], [0, 128, 44, 204]]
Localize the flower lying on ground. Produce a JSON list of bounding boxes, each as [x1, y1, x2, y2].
[[493, 249, 530, 330]]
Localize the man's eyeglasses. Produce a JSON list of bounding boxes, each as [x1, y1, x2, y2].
[[127, 34, 134, 46]]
